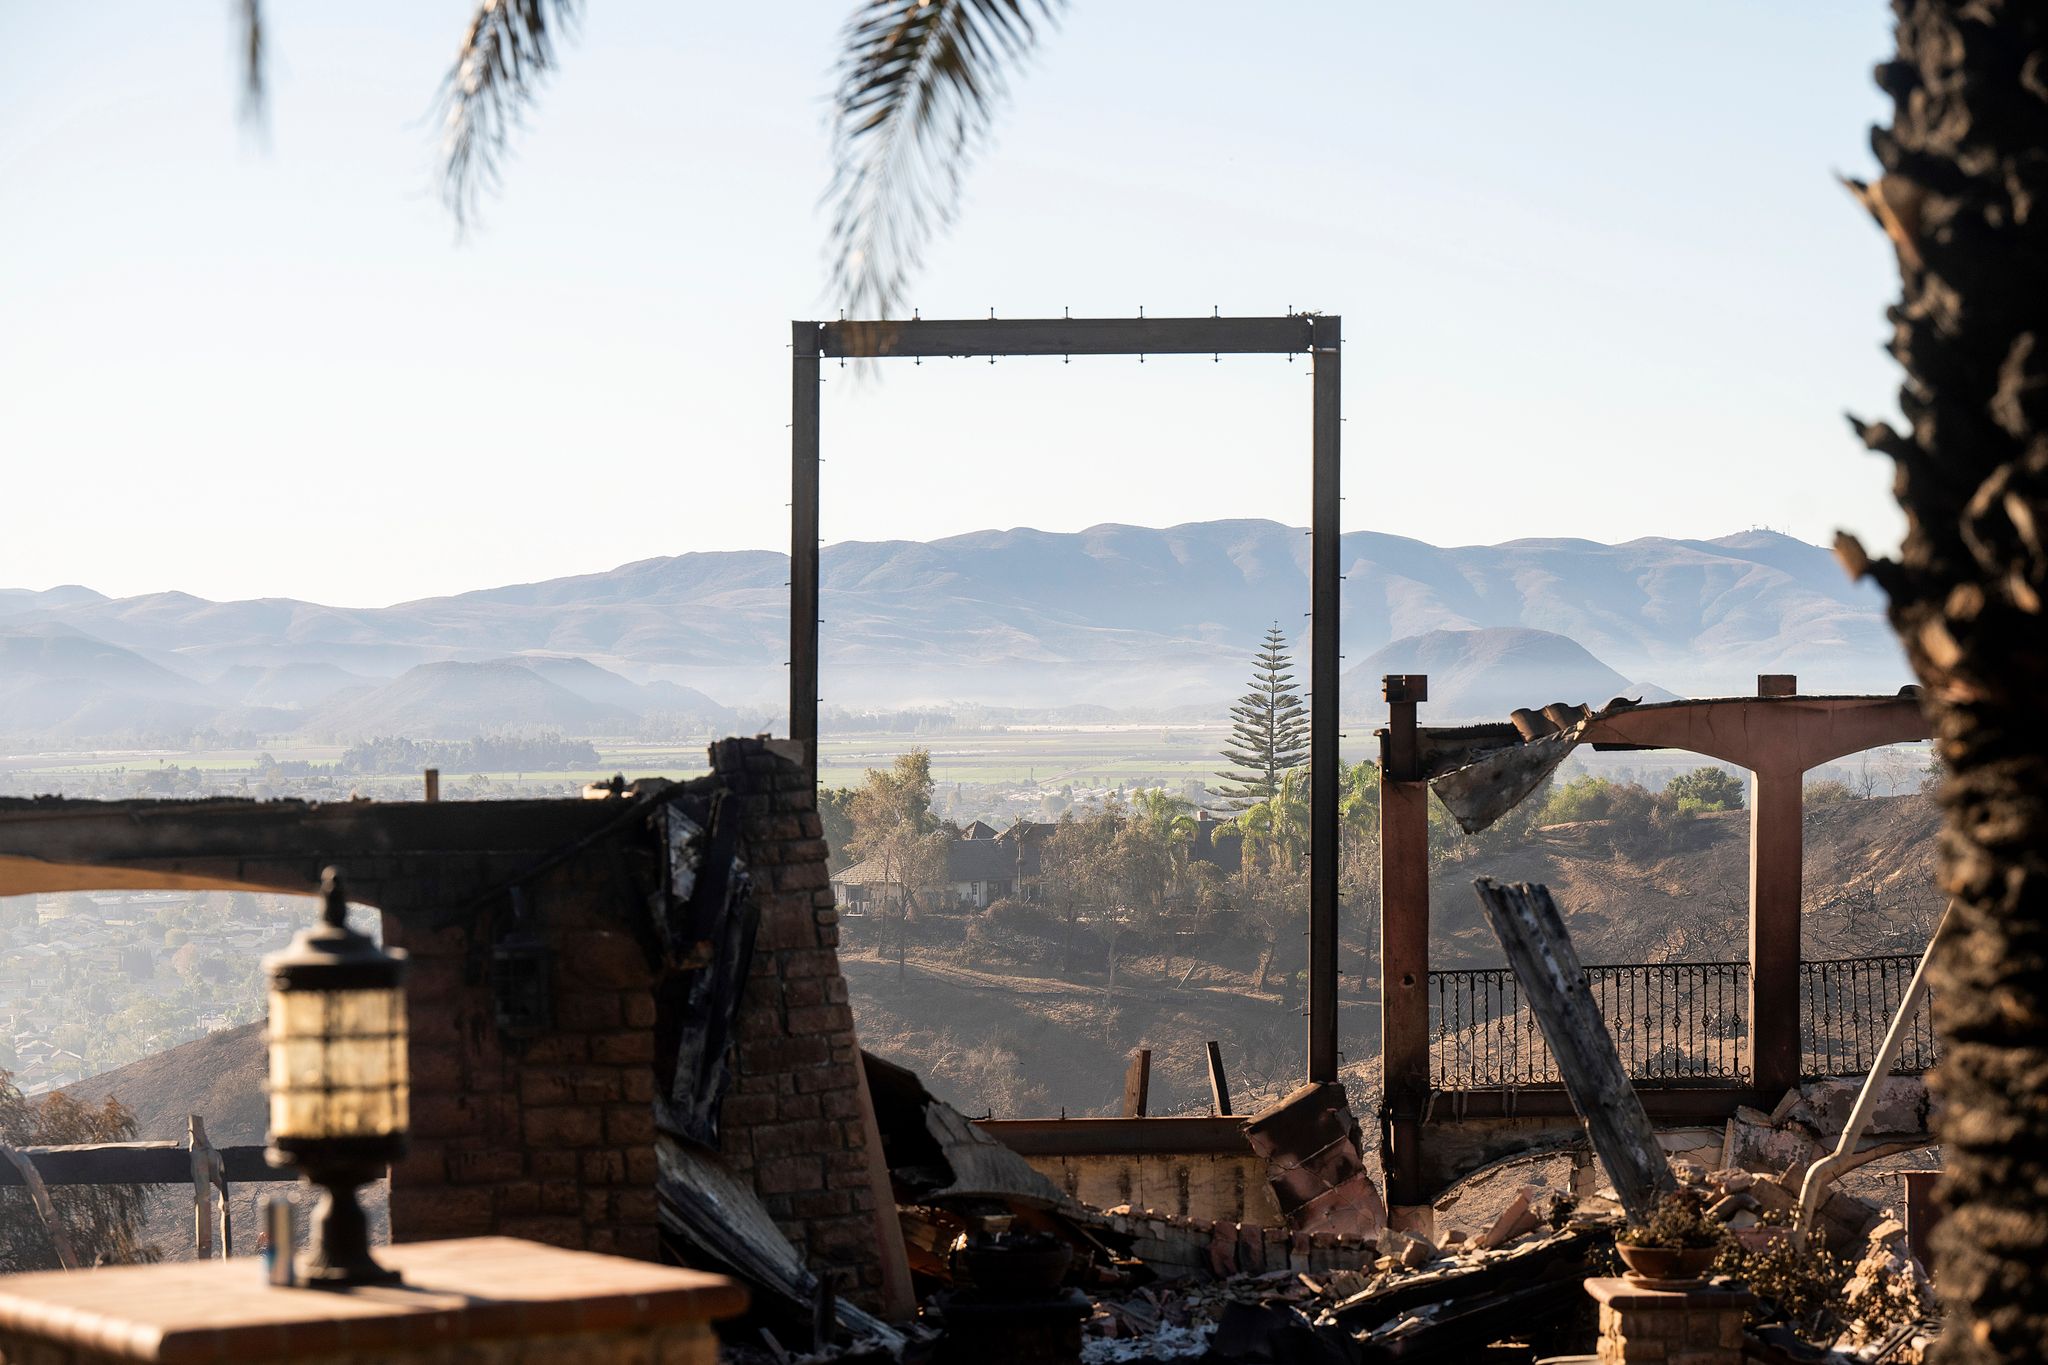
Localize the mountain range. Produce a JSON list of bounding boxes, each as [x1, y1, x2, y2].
[[0, 520, 1909, 741]]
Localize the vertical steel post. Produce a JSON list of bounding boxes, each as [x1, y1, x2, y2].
[[1750, 672, 1802, 1094], [1749, 766, 1805, 1093], [1308, 317, 1343, 1084], [1379, 673, 1429, 1204], [791, 323, 822, 781]]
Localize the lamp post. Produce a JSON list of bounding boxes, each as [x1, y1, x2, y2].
[[265, 866, 409, 1287]]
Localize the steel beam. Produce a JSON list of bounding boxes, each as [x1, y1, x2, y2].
[[1750, 767, 1804, 1095], [1378, 674, 1430, 1205], [791, 322, 823, 778], [819, 315, 1315, 359], [793, 311, 1344, 1088], [973, 1116, 1250, 1156], [1308, 322, 1342, 1084]]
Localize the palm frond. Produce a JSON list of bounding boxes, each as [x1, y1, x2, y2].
[[828, 0, 1062, 319], [435, 0, 581, 229], [237, 0, 266, 124]]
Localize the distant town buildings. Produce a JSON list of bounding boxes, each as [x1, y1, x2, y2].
[[0, 888, 303, 1095]]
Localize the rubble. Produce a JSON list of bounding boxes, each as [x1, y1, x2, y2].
[[1070, 1216, 1606, 1361], [1473, 1188, 1543, 1250], [867, 1111, 1946, 1364], [1242, 1082, 1388, 1238], [793, 1028, 1942, 1365]]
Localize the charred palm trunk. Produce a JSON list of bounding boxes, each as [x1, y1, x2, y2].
[[1848, 5, 2048, 1359]]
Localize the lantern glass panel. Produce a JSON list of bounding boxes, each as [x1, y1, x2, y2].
[[267, 986, 409, 1142]]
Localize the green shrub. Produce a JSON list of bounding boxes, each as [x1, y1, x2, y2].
[[1805, 778, 1859, 805], [1665, 766, 1746, 812], [1541, 775, 1624, 824], [1623, 1190, 1726, 1251]]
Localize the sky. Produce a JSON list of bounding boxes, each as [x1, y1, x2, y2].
[[1, 1, 1910, 607]]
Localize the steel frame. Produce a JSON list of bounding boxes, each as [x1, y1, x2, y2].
[[790, 314, 1345, 1082]]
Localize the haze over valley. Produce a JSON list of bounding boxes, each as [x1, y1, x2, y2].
[[0, 519, 1905, 757]]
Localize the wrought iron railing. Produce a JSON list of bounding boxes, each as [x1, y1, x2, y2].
[[1429, 961, 1749, 1089], [1428, 954, 1938, 1091], [1800, 953, 1937, 1077]]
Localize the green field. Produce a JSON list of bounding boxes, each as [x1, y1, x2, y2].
[[1, 728, 1390, 796]]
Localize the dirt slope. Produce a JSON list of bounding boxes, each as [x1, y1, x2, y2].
[[66, 1022, 268, 1145], [858, 794, 1943, 1117], [1429, 794, 1943, 967], [60, 1024, 388, 1260]]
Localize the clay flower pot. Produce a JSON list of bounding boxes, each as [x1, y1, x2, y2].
[[1615, 1242, 1718, 1285]]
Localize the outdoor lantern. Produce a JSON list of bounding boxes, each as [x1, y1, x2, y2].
[[265, 865, 409, 1287]]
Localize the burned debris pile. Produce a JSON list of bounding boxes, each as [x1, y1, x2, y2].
[[1079, 1220, 1603, 1363]]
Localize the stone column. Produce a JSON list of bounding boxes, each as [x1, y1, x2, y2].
[[1586, 1277, 1755, 1364]]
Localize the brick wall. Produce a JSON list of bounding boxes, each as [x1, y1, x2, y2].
[[707, 738, 884, 1299], [385, 738, 884, 1302], [385, 838, 665, 1261]]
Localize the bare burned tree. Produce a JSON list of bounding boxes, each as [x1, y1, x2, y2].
[[1836, 4, 2048, 1359]]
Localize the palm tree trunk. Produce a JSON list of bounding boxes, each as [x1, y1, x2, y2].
[[1856, 7, 2048, 1359]]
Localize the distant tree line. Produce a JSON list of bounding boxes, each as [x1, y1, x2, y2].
[[336, 733, 601, 774]]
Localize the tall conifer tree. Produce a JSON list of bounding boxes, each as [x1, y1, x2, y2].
[[1215, 624, 1310, 809]]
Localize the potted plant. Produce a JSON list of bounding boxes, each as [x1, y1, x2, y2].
[[1616, 1190, 1727, 1285]]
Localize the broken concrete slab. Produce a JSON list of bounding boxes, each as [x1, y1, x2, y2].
[[1474, 1191, 1542, 1251]]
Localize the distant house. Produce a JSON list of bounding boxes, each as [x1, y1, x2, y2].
[[829, 812, 1241, 915], [1191, 811, 1243, 876], [832, 819, 1053, 913]]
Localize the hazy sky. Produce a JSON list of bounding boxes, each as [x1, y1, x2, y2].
[[2, 2, 1908, 607]]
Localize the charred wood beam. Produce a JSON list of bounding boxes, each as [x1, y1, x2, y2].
[[1471, 878, 1677, 1225], [1121, 1049, 1152, 1118], [1207, 1041, 1234, 1117]]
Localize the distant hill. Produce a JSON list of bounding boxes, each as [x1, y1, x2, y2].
[[0, 585, 107, 616], [0, 520, 1911, 736], [305, 660, 639, 741], [64, 1022, 267, 1145], [213, 660, 375, 709], [1344, 627, 1680, 724], [0, 622, 223, 739], [500, 655, 735, 728]]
